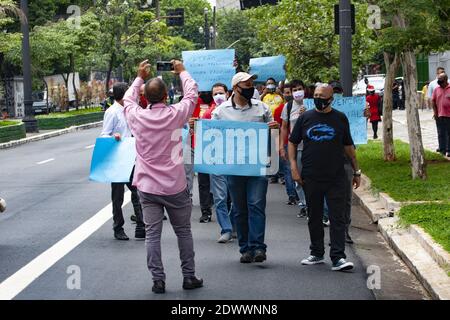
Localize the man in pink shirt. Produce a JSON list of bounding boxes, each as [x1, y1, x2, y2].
[[432, 73, 450, 157], [123, 60, 203, 294]]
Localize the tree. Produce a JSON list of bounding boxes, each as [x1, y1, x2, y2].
[[161, 0, 212, 49], [215, 8, 264, 71], [247, 0, 378, 83], [375, 0, 450, 179]]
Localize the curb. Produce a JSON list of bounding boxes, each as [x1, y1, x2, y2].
[[354, 174, 450, 300], [0, 121, 103, 150]]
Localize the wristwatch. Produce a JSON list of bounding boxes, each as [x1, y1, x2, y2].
[[353, 169, 362, 177]]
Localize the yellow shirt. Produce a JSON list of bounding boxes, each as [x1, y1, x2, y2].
[[263, 93, 284, 115]]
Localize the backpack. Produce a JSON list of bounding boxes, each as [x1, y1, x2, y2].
[[286, 100, 294, 130]]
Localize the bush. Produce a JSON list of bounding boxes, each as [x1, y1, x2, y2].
[[36, 108, 104, 129], [0, 121, 26, 143]]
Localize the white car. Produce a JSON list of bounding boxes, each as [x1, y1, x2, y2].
[[353, 75, 386, 96]]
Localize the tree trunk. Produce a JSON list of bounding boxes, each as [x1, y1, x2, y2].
[[61, 73, 69, 112], [70, 54, 79, 110], [401, 51, 427, 179], [382, 52, 400, 161], [106, 52, 115, 93]]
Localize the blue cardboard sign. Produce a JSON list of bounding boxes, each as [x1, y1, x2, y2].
[[89, 137, 136, 183], [182, 49, 236, 92], [303, 96, 367, 145], [193, 120, 270, 176], [249, 55, 286, 83]]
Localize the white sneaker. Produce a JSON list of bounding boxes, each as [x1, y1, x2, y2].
[[217, 232, 232, 243], [301, 255, 325, 265], [331, 258, 354, 271], [0, 198, 6, 213]]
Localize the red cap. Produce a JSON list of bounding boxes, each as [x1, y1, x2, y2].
[[367, 85, 375, 91]]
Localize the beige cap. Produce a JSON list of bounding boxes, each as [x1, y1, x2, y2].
[[232, 72, 258, 87]]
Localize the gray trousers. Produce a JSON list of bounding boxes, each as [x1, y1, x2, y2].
[[138, 188, 195, 281]]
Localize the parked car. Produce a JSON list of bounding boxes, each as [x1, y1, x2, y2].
[[353, 74, 386, 96], [32, 91, 54, 115]]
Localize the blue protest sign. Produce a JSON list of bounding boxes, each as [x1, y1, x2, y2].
[[303, 96, 367, 145], [89, 137, 136, 183], [193, 120, 271, 176], [249, 55, 286, 83], [182, 49, 235, 92]]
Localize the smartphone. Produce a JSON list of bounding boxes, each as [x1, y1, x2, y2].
[[156, 61, 174, 72]]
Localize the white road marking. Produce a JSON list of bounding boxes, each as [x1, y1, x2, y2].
[[85, 145, 95, 149], [36, 158, 55, 165], [0, 191, 131, 300]]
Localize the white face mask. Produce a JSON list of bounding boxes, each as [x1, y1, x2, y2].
[[213, 94, 227, 106], [292, 90, 305, 101]]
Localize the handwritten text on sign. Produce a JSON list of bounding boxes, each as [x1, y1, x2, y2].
[[249, 55, 286, 83], [303, 96, 367, 145], [182, 49, 235, 92]]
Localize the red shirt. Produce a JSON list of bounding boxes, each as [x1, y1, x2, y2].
[[274, 102, 288, 145], [366, 94, 381, 122], [432, 84, 450, 117], [191, 97, 215, 147]]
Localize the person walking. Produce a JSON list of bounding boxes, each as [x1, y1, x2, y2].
[[366, 85, 382, 139], [100, 82, 145, 241], [288, 84, 361, 271], [212, 72, 279, 264], [431, 73, 450, 157], [123, 60, 203, 294]]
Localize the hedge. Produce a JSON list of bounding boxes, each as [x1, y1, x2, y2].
[[0, 122, 26, 143], [37, 111, 104, 130]]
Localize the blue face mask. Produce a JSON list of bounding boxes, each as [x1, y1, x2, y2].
[[333, 93, 343, 99]]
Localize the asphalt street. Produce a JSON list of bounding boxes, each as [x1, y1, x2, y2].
[[0, 127, 428, 300]]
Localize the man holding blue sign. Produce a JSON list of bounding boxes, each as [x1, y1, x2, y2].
[[212, 72, 279, 264], [288, 84, 361, 272], [100, 82, 145, 241]]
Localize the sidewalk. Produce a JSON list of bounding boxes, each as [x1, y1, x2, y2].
[[368, 109, 440, 153]]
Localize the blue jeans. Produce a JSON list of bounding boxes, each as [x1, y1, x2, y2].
[[226, 175, 268, 254], [282, 145, 297, 198], [295, 149, 306, 208], [210, 175, 234, 235]]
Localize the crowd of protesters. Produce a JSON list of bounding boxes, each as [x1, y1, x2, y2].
[[99, 60, 371, 294]]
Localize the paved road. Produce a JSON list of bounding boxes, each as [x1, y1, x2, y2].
[[0, 127, 427, 300]]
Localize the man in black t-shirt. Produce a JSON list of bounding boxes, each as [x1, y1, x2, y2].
[[288, 84, 361, 272]]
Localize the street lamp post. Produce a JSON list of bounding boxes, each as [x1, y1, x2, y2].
[[339, 0, 353, 97], [204, 8, 210, 50], [20, 0, 38, 133]]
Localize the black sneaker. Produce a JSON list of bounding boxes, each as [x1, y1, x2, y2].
[[286, 196, 298, 205], [199, 211, 212, 223], [332, 258, 354, 271], [269, 177, 278, 184], [240, 252, 253, 263], [135, 229, 145, 240], [297, 207, 307, 218], [253, 250, 267, 263], [182, 276, 203, 290], [114, 230, 129, 241], [152, 280, 165, 294]]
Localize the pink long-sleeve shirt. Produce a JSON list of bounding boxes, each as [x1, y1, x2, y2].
[[123, 71, 198, 196]]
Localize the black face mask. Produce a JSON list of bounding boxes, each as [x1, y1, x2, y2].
[[284, 95, 293, 102], [200, 93, 213, 104], [237, 86, 254, 101], [314, 98, 332, 111]]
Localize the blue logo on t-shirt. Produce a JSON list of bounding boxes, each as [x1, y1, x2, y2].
[[307, 124, 336, 141]]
